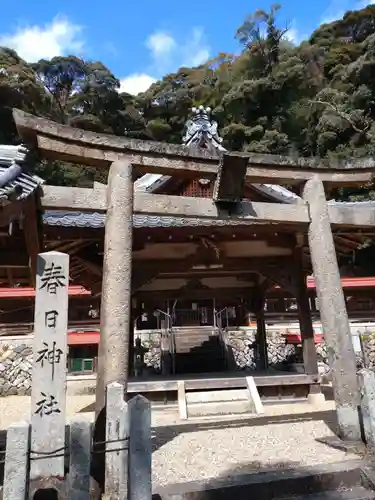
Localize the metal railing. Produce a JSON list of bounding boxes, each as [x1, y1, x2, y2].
[[215, 307, 230, 369], [156, 309, 176, 375]]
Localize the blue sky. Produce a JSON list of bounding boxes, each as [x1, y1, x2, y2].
[[0, 0, 372, 95]]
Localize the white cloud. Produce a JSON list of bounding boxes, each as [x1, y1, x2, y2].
[[146, 32, 176, 59], [119, 73, 156, 95], [146, 26, 210, 71], [0, 15, 84, 62], [119, 26, 210, 96]]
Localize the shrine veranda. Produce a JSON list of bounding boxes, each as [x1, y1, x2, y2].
[[3, 106, 375, 441]]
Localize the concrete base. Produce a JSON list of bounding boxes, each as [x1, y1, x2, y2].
[[307, 392, 326, 406]]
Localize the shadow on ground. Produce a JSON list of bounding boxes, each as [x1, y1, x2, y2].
[[0, 405, 339, 491], [152, 457, 366, 500], [151, 408, 338, 453]]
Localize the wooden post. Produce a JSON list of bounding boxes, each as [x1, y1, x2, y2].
[[96, 159, 133, 416], [177, 380, 188, 420], [294, 247, 319, 376], [29, 251, 69, 483], [253, 288, 268, 370], [303, 176, 361, 441], [105, 382, 129, 500], [255, 309, 268, 370], [3, 422, 30, 500], [245, 376, 264, 414]]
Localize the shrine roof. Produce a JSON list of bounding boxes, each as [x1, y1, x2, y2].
[[134, 106, 300, 203], [0, 145, 43, 202]]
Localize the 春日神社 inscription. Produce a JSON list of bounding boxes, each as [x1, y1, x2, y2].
[[30, 251, 69, 479]]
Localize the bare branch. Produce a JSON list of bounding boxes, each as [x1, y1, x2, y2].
[[310, 99, 372, 139]]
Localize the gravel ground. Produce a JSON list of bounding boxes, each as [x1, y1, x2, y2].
[[0, 395, 359, 487], [151, 418, 358, 487]]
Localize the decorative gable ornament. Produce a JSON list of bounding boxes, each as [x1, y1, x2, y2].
[[182, 106, 225, 153], [183, 105, 225, 186]]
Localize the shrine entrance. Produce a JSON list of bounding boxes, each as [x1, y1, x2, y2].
[[13, 106, 375, 440]]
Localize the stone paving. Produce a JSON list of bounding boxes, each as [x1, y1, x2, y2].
[[0, 395, 360, 487]]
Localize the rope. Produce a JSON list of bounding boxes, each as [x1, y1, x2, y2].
[[0, 437, 130, 464]]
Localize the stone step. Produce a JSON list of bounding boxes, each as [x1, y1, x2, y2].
[[174, 333, 218, 340], [173, 329, 218, 334], [174, 338, 214, 343], [173, 326, 217, 330], [186, 388, 248, 404], [184, 384, 262, 417], [175, 348, 220, 354], [174, 335, 214, 341], [187, 399, 253, 417], [174, 334, 220, 342], [174, 340, 220, 350]]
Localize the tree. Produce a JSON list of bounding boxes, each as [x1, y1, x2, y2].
[[2, 2, 375, 195], [0, 47, 47, 143]]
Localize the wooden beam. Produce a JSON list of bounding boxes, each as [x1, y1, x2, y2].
[[41, 186, 310, 225], [136, 286, 254, 301], [6, 268, 14, 286], [134, 256, 296, 274], [46, 239, 90, 254], [0, 252, 29, 268], [132, 270, 159, 292], [12, 109, 375, 186], [0, 200, 24, 228], [22, 196, 41, 286], [73, 256, 102, 276]]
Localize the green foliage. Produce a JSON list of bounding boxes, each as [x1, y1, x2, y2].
[[3, 4, 375, 194]]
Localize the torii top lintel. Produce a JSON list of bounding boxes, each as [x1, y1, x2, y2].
[[12, 108, 375, 187]]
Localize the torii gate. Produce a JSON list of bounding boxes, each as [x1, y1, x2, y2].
[[12, 107, 375, 444]]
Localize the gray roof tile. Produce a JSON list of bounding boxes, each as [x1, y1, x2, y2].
[[43, 199, 375, 230], [0, 145, 43, 202], [43, 211, 273, 229]]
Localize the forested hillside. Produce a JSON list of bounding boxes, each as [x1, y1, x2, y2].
[[2, 3, 375, 199]]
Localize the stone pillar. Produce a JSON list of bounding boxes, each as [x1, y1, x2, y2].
[[95, 159, 133, 416], [302, 176, 361, 441], [30, 251, 69, 485]]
